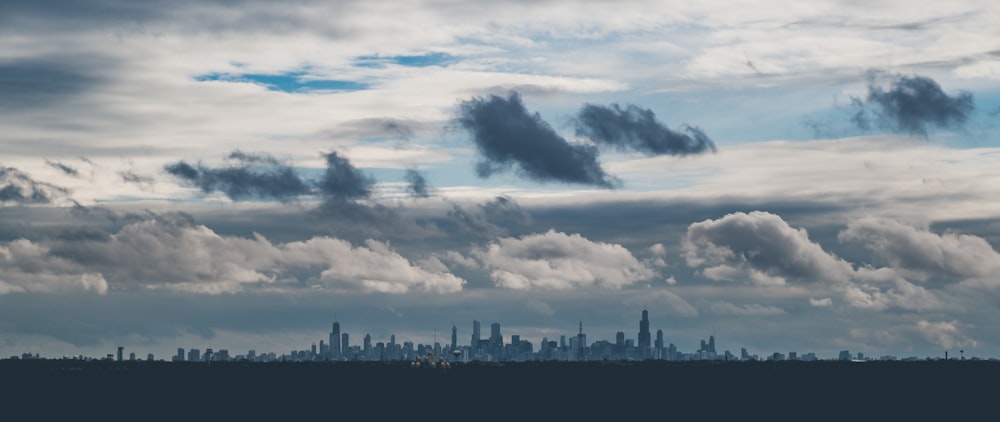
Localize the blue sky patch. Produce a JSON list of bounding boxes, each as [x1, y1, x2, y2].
[[196, 71, 369, 93], [354, 52, 454, 68]]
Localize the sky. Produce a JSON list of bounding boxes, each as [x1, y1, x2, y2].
[[2, 0, 1000, 360]]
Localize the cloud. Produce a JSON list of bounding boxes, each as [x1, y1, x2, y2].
[[574, 103, 716, 156], [0, 56, 104, 111], [809, 297, 833, 307], [456, 91, 618, 188], [0, 166, 69, 204], [853, 74, 974, 136], [164, 151, 311, 201], [0, 239, 108, 295], [708, 302, 786, 316], [447, 195, 531, 236], [838, 217, 1000, 281], [682, 211, 943, 311], [474, 229, 654, 289], [318, 150, 374, 200], [404, 169, 430, 198], [323, 118, 417, 140], [3, 218, 464, 295], [45, 160, 79, 177], [683, 211, 855, 285], [917, 320, 976, 349]]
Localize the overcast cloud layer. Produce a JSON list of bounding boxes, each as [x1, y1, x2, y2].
[[2, 0, 1000, 360]]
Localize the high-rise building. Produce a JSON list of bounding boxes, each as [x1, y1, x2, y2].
[[188, 348, 200, 362], [471, 320, 481, 356], [489, 322, 503, 358], [174, 348, 185, 362], [363, 333, 372, 359], [450, 325, 457, 350], [576, 322, 587, 361], [341, 333, 349, 359], [330, 322, 341, 358], [638, 309, 651, 358], [116, 346, 123, 362], [655, 329, 664, 352]]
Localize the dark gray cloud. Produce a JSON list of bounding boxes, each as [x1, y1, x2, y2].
[[446, 195, 531, 237], [575, 103, 716, 156], [404, 169, 430, 198], [853, 74, 974, 136], [0, 56, 104, 111], [457, 92, 618, 188], [0, 166, 68, 204], [481, 195, 531, 226], [318, 151, 373, 200], [45, 160, 79, 177], [164, 151, 311, 201]]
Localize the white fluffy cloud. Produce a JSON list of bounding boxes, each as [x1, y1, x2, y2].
[[0, 239, 109, 295], [839, 217, 1000, 281], [684, 211, 855, 285], [917, 320, 976, 349], [0, 219, 464, 295], [474, 229, 654, 289], [683, 211, 947, 311]]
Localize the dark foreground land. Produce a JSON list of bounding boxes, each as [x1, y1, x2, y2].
[[1, 359, 994, 418]]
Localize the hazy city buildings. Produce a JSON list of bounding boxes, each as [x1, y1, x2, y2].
[[8, 309, 914, 363]]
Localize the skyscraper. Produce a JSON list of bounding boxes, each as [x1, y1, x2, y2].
[[330, 322, 341, 358], [489, 322, 503, 358], [450, 325, 457, 350], [655, 329, 664, 359], [638, 309, 651, 358], [471, 320, 481, 355], [341, 333, 349, 359]]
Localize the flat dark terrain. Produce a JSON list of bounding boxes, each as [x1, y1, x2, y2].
[[1, 359, 993, 418]]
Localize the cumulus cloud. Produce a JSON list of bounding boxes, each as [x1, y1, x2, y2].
[[0, 166, 69, 204], [0, 239, 109, 295], [1, 218, 463, 295], [838, 217, 1000, 281], [683, 211, 944, 311], [164, 150, 311, 201], [474, 229, 654, 289], [683, 211, 855, 285], [917, 320, 976, 349], [852, 74, 974, 136], [574, 103, 716, 156], [456, 91, 618, 188]]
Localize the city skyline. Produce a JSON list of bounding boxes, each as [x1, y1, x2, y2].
[[2, 1, 1000, 361], [9, 310, 983, 363]]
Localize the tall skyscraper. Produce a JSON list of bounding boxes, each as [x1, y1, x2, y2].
[[489, 322, 503, 358], [638, 309, 651, 357], [655, 329, 664, 358], [117, 346, 123, 362], [450, 325, 457, 350], [471, 320, 481, 355], [341, 333, 349, 359], [330, 322, 341, 358], [576, 322, 586, 361]]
